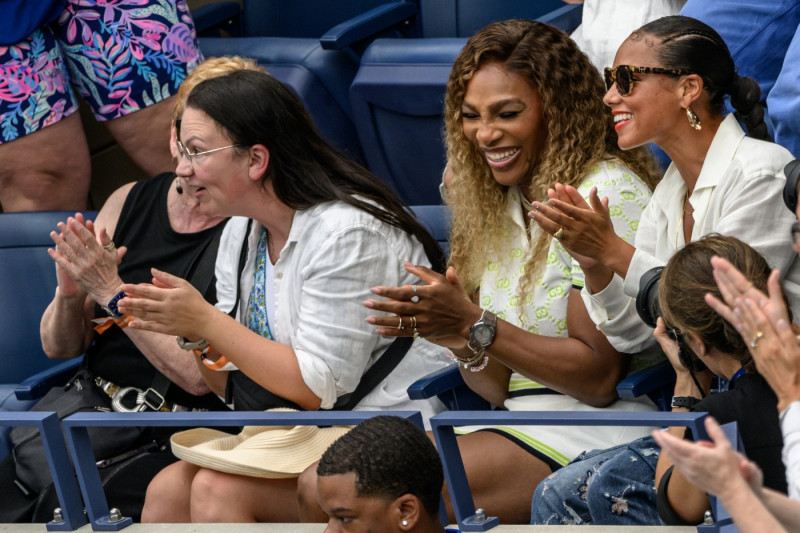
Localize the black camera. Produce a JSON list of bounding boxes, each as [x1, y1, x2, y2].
[[635, 266, 663, 329], [635, 266, 708, 373]]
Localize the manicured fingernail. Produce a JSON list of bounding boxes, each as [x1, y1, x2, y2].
[[370, 287, 382, 295], [403, 260, 414, 267], [365, 316, 376, 324]]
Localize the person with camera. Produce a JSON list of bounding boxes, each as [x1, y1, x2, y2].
[[530, 16, 800, 356], [532, 234, 786, 525]]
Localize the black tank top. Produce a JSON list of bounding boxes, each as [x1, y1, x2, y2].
[[87, 173, 227, 409]]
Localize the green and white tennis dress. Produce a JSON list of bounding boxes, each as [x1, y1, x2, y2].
[[460, 159, 662, 468]]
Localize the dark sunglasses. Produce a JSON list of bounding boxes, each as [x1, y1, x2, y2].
[[604, 65, 693, 96]]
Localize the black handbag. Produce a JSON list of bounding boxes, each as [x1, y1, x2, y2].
[[10, 367, 146, 493]]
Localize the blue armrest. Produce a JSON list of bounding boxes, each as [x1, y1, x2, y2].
[[537, 3, 583, 33], [616, 360, 675, 399], [408, 364, 465, 400], [408, 364, 491, 411], [14, 358, 82, 401], [320, 2, 417, 50], [191, 1, 242, 37]]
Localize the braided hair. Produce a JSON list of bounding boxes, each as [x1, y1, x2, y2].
[[637, 16, 770, 140]]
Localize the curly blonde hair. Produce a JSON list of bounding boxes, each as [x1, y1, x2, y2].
[[445, 19, 660, 295]]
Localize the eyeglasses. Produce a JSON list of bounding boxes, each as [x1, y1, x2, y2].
[[175, 139, 239, 168], [604, 65, 693, 96]]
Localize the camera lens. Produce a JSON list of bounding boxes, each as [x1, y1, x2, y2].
[[635, 266, 664, 328]]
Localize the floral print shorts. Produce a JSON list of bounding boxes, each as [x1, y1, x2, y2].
[[0, 0, 203, 144]]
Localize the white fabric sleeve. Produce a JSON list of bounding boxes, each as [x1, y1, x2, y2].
[[291, 227, 405, 409], [578, 165, 660, 353]]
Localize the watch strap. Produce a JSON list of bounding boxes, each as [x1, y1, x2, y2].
[[102, 290, 126, 318], [671, 396, 700, 410]]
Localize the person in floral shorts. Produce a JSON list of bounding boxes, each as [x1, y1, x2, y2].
[[0, 0, 203, 212]]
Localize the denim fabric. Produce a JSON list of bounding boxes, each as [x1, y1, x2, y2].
[[531, 436, 663, 525]]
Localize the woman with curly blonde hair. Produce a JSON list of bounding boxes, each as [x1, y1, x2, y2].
[[364, 19, 661, 522]]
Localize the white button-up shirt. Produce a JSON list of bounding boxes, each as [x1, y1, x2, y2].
[[583, 115, 800, 353], [214, 201, 449, 418]]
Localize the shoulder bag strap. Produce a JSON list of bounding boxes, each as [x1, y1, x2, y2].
[[332, 337, 415, 410]]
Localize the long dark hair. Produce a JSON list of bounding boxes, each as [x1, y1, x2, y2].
[[637, 16, 769, 140], [186, 70, 445, 271]]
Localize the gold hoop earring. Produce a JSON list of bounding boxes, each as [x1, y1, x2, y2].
[[686, 107, 702, 131]]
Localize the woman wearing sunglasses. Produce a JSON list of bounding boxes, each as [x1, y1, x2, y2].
[[531, 15, 800, 355]]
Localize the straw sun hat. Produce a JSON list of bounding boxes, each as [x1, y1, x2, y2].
[[170, 413, 352, 478]]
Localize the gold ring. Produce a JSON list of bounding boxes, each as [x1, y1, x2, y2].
[[553, 227, 565, 240], [410, 316, 417, 328], [397, 317, 404, 330], [749, 331, 764, 349], [103, 241, 117, 252]]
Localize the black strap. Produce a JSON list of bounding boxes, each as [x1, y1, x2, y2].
[[332, 337, 414, 410], [229, 219, 254, 319], [224, 219, 413, 410], [147, 219, 227, 404]]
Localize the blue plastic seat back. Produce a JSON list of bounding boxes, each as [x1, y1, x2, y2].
[[242, 0, 415, 37], [420, 0, 571, 37], [0, 211, 96, 385], [199, 36, 365, 162], [352, 38, 466, 205]]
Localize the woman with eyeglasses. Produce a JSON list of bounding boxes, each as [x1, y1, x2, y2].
[[355, 19, 662, 524], [532, 234, 787, 525], [113, 69, 450, 523], [530, 15, 800, 355]]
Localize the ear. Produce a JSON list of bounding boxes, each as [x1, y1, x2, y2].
[[169, 122, 178, 159], [684, 331, 707, 358], [247, 144, 270, 183], [391, 494, 421, 531], [679, 73, 705, 108]]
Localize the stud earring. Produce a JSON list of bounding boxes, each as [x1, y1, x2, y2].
[[401, 519, 409, 527], [686, 106, 702, 131]]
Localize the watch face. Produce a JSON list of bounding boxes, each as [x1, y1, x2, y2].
[[473, 325, 493, 346]]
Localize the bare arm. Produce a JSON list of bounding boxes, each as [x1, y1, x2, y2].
[[119, 269, 321, 409], [366, 264, 628, 407], [41, 184, 210, 395]]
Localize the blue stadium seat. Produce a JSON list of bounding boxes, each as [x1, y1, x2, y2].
[[0, 211, 96, 460], [198, 0, 421, 164], [349, 3, 583, 204], [418, 0, 576, 37]]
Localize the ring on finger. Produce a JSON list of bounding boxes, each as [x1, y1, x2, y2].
[[410, 316, 417, 329], [413, 327, 420, 339], [103, 241, 117, 253], [553, 227, 565, 240], [749, 331, 764, 349], [411, 285, 420, 303], [397, 316, 404, 330]]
